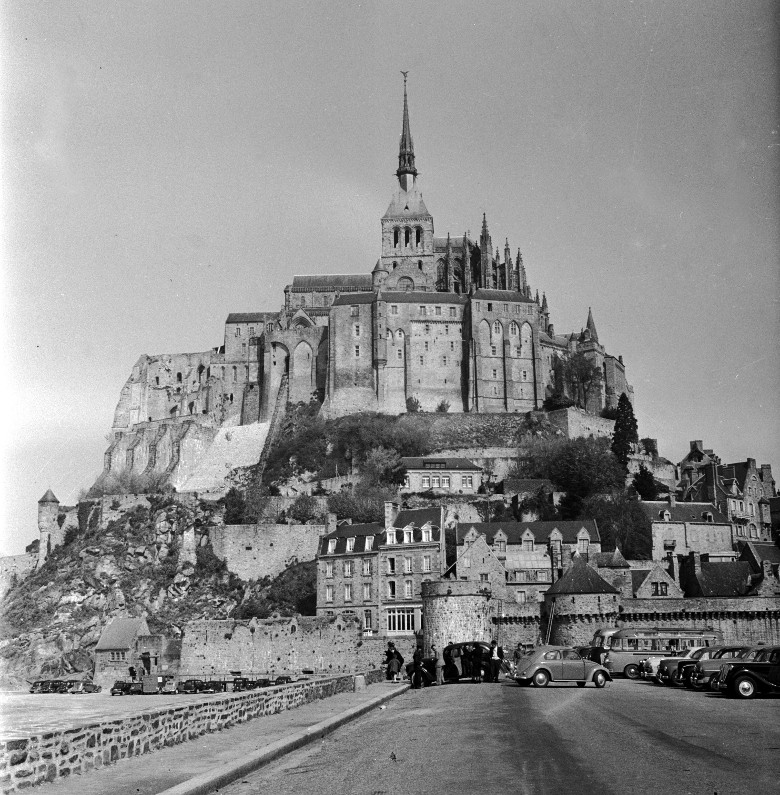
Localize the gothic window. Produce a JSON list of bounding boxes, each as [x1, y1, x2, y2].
[[398, 277, 414, 291], [355, 346, 360, 357], [509, 321, 519, 336], [397, 349, 402, 360], [493, 321, 502, 335]]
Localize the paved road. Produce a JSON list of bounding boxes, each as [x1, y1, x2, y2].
[[219, 679, 780, 795]]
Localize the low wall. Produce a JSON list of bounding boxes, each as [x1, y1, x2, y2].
[[0, 671, 383, 794]]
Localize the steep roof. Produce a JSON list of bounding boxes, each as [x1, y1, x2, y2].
[[290, 274, 373, 291], [433, 236, 469, 251], [381, 291, 468, 304], [394, 507, 441, 529], [639, 501, 730, 524], [472, 289, 534, 304], [459, 520, 600, 545], [401, 457, 481, 472], [319, 520, 440, 555], [545, 557, 619, 595], [590, 548, 630, 569], [225, 313, 269, 324], [38, 489, 59, 504], [332, 292, 376, 306], [95, 618, 150, 651], [690, 561, 753, 597], [751, 542, 780, 565], [383, 184, 430, 219], [630, 569, 651, 593]]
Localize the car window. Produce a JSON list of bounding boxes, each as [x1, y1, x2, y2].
[[543, 651, 561, 660], [770, 651, 780, 664], [562, 650, 581, 660]]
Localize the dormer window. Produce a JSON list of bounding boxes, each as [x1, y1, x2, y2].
[[386, 531, 396, 545], [346, 537, 355, 552], [578, 537, 589, 554], [659, 510, 671, 521], [702, 512, 713, 523], [365, 536, 374, 551], [404, 529, 413, 544], [522, 538, 534, 552], [495, 539, 506, 553], [422, 527, 432, 542], [327, 539, 336, 554]]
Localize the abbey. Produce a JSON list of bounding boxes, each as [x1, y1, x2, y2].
[[104, 80, 632, 488]]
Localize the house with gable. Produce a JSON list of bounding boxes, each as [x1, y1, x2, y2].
[[456, 519, 601, 603], [93, 617, 151, 688], [443, 533, 509, 600], [316, 503, 445, 639]]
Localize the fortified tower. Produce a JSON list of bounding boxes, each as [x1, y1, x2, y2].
[[542, 557, 620, 646], [421, 580, 497, 650], [37, 489, 60, 565]]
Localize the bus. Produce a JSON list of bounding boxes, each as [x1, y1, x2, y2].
[[591, 627, 723, 679]]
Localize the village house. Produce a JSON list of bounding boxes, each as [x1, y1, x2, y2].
[[400, 456, 483, 494]]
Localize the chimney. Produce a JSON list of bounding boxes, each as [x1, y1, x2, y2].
[[324, 513, 337, 536], [689, 551, 702, 577], [667, 493, 676, 508], [384, 501, 400, 531], [666, 553, 679, 586]]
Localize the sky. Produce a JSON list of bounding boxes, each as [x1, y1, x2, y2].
[[1, 1, 778, 555]]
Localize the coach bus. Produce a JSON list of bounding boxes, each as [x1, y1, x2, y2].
[[591, 627, 723, 679]]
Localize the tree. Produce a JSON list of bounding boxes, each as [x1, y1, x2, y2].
[[632, 465, 658, 501], [579, 493, 652, 559], [563, 352, 603, 409], [611, 393, 638, 470], [517, 487, 559, 521], [435, 400, 450, 413], [223, 487, 246, 524], [327, 486, 396, 524], [360, 446, 406, 487], [287, 494, 320, 523]]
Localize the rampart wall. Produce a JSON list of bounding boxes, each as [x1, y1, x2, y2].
[[547, 407, 614, 440], [208, 524, 323, 581], [179, 615, 387, 676], [0, 672, 383, 794]]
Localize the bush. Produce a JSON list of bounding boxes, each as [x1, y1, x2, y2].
[[195, 544, 227, 577], [86, 469, 172, 497], [287, 494, 320, 523], [435, 400, 450, 413], [406, 396, 421, 413], [327, 486, 395, 524], [223, 487, 246, 524]]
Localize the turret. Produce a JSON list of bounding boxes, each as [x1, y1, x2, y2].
[[586, 307, 599, 344], [504, 239, 513, 290], [37, 489, 60, 565], [479, 214, 493, 288], [541, 293, 549, 331], [516, 248, 528, 295]]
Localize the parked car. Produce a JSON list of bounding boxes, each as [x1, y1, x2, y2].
[[68, 681, 102, 694], [689, 646, 758, 691], [674, 647, 724, 687], [274, 675, 294, 685], [638, 650, 687, 683], [717, 645, 780, 699], [513, 645, 611, 688], [442, 641, 493, 682], [176, 679, 206, 694], [110, 681, 133, 696], [653, 647, 706, 686]]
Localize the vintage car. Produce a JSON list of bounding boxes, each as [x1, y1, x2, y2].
[[673, 647, 724, 687], [652, 647, 706, 686], [717, 645, 780, 699], [688, 646, 758, 691], [176, 679, 206, 695], [274, 675, 294, 685], [110, 680, 142, 696], [513, 645, 611, 688], [638, 650, 687, 683], [442, 642, 506, 682], [68, 681, 102, 694]]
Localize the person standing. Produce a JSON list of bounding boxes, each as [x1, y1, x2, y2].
[[432, 643, 444, 685], [385, 642, 404, 682], [489, 640, 504, 683]]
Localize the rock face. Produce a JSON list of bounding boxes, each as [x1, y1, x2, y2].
[[0, 496, 244, 690]]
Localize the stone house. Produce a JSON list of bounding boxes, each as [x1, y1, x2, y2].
[[443, 534, 509, 600], [400, 456, 483, 494], [315, 504, 445, 640], [457, 520, 601, 604], [638, 495, 734, 561], [94, 617, 151, 687], [677, 441, 775, 541]]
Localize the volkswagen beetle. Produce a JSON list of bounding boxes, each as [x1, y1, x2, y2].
[[513, 645, 611, 688]]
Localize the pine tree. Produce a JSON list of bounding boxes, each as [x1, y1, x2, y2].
[[632, 464, 658, 500], [611, 393, 638, 471]]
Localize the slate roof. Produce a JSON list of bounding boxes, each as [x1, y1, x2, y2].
[[545, 557, 619, 595], [590, 548, 630, 568], [639, 501, 730, 524], [332, 292, 376, 306], [401, 457, 481, 472], [225, 313, 269, 324], [381, 291, 468, 304], [290, 274, 373, 291], [95, 618, 150, 651], [459, 520, 600, 545], [38, 489, 59, 504], [691, 561, 753, 597], [432, 236, 470, 251], [394, 507, 441, 529], [472, 289, 534, 303], [751, 542, 780, 565], [630, 570, 651, 593], [383, 186, 431, 218]]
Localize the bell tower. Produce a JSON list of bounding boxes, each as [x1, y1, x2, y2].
[[380, 73, 436, 291]]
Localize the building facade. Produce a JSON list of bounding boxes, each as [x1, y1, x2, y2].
[[400, 457, 483, 495]]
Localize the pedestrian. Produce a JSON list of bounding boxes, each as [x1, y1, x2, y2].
[[489, 640, 504, 683], [471, 645, 483, 684], [461, 644, 472, 679], [432, 643, 444, 685], [385, 642, 404, 682]]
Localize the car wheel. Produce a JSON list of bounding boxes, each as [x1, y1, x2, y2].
[[593, 671, 607, 688], [708, 674, 719, 691], [532, 670, 549, 688], [577, 681, 586, 688], [732, 676, 757, 699], [689, 677, 706, 691], [624, 664, 640, 680]]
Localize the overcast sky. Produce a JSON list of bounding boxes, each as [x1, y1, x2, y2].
[[1, 1, 778, 555]]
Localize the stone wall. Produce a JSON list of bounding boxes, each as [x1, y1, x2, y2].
[[0, 555, 37, 602], [208, 524, 323, 581], [547, 407, 614, 440], [421, 580, 497, 650], [0, 672, 383, 794], [179, 614, 385, 676]]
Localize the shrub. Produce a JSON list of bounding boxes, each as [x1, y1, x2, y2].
[[406, 396, 421, 413], [435, 400, 450, 413], [223, 487, 246, 524], [287, 494, 320, 523]]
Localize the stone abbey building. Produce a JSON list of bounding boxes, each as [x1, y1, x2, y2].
[[102, 80, 632, 489]]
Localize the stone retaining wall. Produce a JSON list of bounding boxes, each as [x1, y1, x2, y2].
[[0, 671, 383, 794]]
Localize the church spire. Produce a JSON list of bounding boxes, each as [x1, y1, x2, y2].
[[586, 307, 599, 343], [397, 72, 417, 191]]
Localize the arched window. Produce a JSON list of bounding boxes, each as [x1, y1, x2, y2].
[[418, 260, 423, 270], [232, 366, 237, 383], [405, 227, 410, 247], [493, 321, 502, 336], [416, 227, 421, 247], [509, 321, 519, 336], [177, 372, 182, 383], [396, 329, 404, 339], [398, 276, 414, 292], [393, 261, 398, 269], [394, 228, 399, 248]]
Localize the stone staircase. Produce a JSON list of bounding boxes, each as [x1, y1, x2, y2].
[[178, 422, 270, 495]]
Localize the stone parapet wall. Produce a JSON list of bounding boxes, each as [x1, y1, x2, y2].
[[547, 407, 614, 440], [0, 672, 382, 794]]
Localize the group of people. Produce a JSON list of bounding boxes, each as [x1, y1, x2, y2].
[[383, 639, 508, 687]]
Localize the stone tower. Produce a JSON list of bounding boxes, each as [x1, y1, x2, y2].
[[37, 489, 60, 565], [542, 557, 620, 646], [379, 74, 436, 292]]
